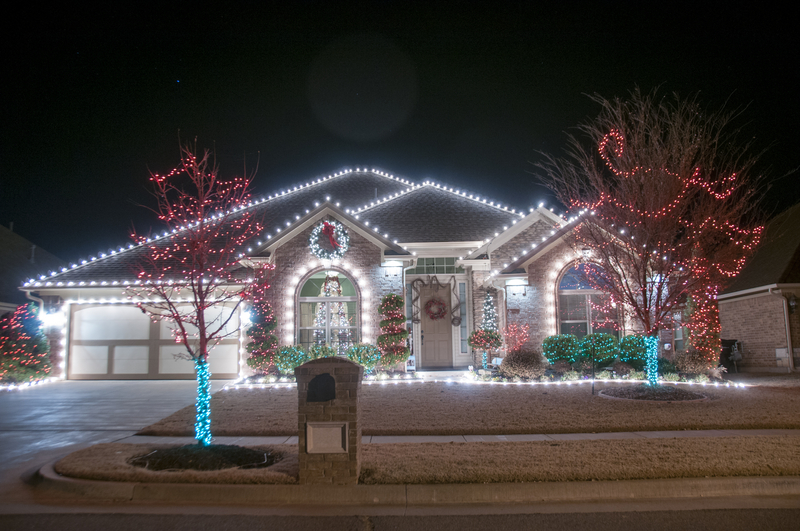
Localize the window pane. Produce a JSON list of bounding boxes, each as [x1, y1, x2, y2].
[[330, 329, 356, 355], [561, 322, 588, 338], [446, 258, 455, 265], [300, 302, 324, 327], [435, 257, 445, 265], [559, 294, 587, 321]]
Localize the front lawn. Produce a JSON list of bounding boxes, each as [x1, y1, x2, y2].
[[138, 379, 800, 437]]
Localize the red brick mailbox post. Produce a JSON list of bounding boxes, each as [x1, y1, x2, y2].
[[295, 357, 363, 485]]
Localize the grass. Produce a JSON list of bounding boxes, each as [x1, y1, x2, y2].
[[138, 379, 800, 437]]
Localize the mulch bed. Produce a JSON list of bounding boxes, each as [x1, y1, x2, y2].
[[599, 384, 707, 401], [129, 444, 280, 471]]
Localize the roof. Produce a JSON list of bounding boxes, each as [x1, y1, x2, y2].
[[0, 226, 64, 306], [21, 168, 562, 290], [721, 203, 800, 295]]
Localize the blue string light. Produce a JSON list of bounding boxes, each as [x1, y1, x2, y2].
[[194, 359, 212, 446], [644, 335, 659, 386]]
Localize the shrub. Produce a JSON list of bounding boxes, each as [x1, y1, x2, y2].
[[578, 333, 619, 367], [273, 346, 308, 374], [498, 350, 547, 380], [612, 360, 633, 376], [619, 335, 647, 369], [596, 369, 613, 380], [308, 344, 337, 360], [658, 358, 677, 374], [542, 334, 580, 364], [676, 350, 713, 374], [549, 359, 572, 374], [662, 372, 680, 382], [561, 370, 580, 381], [628, 370, 646, 380], [346, 343, 382, 373], [692, 373, 710, 383]]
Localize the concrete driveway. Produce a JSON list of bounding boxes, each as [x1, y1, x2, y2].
[[0, 380, 229, 476]]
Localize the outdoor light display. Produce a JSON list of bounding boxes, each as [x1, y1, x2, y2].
[[377, 293, 409, 367], [245, 264, 278, 374], [644, 335, 659, 386], [312, 274, 353, 353], [0, 303, 51, 383], [468, 293, 502, 368], [309, 219, 349, 261], [194, 359, 212, 446], [503, 322, 530, 353]]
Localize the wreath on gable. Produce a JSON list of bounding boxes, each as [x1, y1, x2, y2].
[[424, 297, 448, 321], [309, 220, 350, 261]]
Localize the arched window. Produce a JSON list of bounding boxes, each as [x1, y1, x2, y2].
[[557, 263, 619, 339], [298, 271, 358, 355]]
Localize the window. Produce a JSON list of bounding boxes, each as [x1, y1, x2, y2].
[[558, 264, 619, 339], [298, 271, 358, 355], [407, 257, 465, 275]]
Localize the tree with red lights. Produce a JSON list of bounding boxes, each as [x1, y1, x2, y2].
[[538, 89, 764, 375], [0, 303, 51, 383], [129, 141, 262, 445]]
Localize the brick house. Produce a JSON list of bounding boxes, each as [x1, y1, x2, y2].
[[718, 204, 800, 372], [20, 169, 628, 380]]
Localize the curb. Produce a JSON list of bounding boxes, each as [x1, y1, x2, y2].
[[37, 461, 800, 506]]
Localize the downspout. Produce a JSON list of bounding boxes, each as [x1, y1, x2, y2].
[[24, 290, 46, 313], [768, 288, 795, 372]]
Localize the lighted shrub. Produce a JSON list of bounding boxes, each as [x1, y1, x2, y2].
[[499, 350, 548, 380], [308, 345, 337, 360], [346, 343, 382, 373], [273, 346, 308, 374], [619, 335, 647, 369], [676, 350, 713, 374], [578, 333, 619, 367], [542, 334, 580, 364]]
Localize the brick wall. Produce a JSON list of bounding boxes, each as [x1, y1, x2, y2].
[[719, 293, 787, 369], [266, 217, 403, 350]]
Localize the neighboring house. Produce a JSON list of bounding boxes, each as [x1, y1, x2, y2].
[[718, 204, 800, 372], [0, 225, 64, 315], [20, 169, 632, 380]]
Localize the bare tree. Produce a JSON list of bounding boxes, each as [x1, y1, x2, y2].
[[537, 88, 765, 374], [129, 140, 262, 445]]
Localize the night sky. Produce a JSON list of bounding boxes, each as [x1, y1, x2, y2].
[[3, 3, 798, 264]]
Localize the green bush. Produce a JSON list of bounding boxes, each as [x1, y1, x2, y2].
[[578, 333, 619, 367], [628, 369, 646, 380], [596, 370, 613, 380], [561, 370, 580, 381], [619, 335, 647, 369], [676, 350, 712, 374], [498, 350, 548, 380], [273, 346, 308, 374], [308, 345, 337, 360], [542, 334, 580, 364], [662, 372, 680, 382], [345, 343, 382, 373], [658, 358, 677, 374]]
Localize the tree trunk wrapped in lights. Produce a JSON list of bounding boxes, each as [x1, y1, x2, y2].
[[376, 293, 409, 369], [129, 140, 263, 446], [538, 88, 765, 384]]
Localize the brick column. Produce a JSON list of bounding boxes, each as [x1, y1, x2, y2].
[[295, 357, 363, 485]]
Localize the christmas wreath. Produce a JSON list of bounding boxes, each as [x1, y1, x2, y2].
[[424, 297, 448, 320], [309, 220, 349, 260]]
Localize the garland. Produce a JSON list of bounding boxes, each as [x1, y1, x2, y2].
[[424, 297, 447, 320], [309, 220, 349, 261]]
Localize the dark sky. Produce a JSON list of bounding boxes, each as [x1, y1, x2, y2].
[[3, 3, 798, 263]]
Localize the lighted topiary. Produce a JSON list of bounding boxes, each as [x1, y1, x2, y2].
[[498, 350, 547, 380], [377, 293, 410, 368], [0, 303, 51, 384], [273, 345, 308, 374], [542, 334, 580, 364], [308, 344, 337, 360], [345, 343, 382, 374], [619, 334, 647, 370], [469, 292, 503, 368], [578, 333, 619, 368]]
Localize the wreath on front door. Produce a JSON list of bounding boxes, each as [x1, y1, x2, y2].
[[424, 297, 447, 320], [308, 219, 350, 261]]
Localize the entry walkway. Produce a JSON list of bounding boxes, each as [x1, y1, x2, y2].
[[118, 428, 800, 446]]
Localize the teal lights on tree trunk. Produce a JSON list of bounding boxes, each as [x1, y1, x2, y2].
[[194, 359, 212, 446], [644, 335, 659, 386]]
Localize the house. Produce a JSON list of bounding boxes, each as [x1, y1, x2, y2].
[[718, 203, 800, 372], [0, 225, 64, 315], [20, 169, 633, 380]]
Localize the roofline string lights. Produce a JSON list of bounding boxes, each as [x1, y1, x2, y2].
[[23, 168, 562, 288]]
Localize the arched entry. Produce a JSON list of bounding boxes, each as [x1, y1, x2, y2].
[[297, 270, 359, 355]]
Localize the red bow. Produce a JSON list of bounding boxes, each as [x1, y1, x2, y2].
[[322, 222, 341, 248]]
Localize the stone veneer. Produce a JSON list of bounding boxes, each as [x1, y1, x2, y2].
[[295, 357, 363, 485], [265, 216, 404, 350]]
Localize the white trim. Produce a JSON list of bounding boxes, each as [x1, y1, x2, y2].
[[718, 283, 800, 301]]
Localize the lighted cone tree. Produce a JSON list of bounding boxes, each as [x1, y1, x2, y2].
[[245, 264, 278, 375], [468, 293, 502, 369], [376, 293, 409, 369], [129, 141, 263, 446], [0, 303, 51, 384], [538, 88, 765, 385]]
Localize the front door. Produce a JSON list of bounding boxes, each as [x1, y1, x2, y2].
[[420, 285, 453, 368]]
